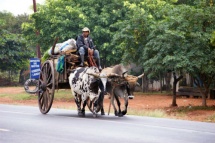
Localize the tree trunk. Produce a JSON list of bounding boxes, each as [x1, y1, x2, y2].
[[194, 73, 215, 106], [142, 76, 144, 92], [165, 72, 171, 92], [201, 86, 209, 107], [172, 80, 177, 106], [190, 75, 194, 87], [142, 75, 148, 92], [19, 69, 25, 84], [159, 73, 162, 93], [8, 70, 11, 84], [202, 93, 207, 107], [172, 72, 183, 107]]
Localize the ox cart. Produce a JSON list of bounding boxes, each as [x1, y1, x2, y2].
[[26, 39, 144, 117], [37, 39, 98, 114]]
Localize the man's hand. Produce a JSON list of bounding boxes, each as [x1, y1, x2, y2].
[[93, 45, 96, 50]]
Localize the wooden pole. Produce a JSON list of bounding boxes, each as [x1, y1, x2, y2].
[[32, 0, 41, 58]]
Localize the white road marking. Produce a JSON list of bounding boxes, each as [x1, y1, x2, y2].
[[0, 110, 37, 115], [0, 128, 10, 132]]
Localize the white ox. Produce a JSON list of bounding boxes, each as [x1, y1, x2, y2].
[[69, 66, 118, 117]]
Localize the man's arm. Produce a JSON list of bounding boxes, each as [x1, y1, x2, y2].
[[76, 36, 87, 49], [89, 38, 95, 49]]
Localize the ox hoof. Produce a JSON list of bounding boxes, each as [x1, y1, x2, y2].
[[118, 113, 123, 117], [128, 95, 134, 99], [101, 108, 105, 115], [122, 110, 127, 115], [114, 111, 118, 116], [93, 114, 97, 118], [78, 111, 85, 117]]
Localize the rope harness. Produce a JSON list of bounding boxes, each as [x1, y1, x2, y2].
[[88, 48, 97, 67]]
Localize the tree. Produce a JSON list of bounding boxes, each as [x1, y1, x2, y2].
[[0, 11, 33, 81], [113, 0, 215, 106], [22, 0, 86, 53], [22, 0, 134, 66], [211, 31, 215, 46]]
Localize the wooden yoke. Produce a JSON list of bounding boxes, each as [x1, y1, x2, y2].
[[88, 48, 97, 67]]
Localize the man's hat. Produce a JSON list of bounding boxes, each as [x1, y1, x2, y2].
[[82, 27, 90, 33]]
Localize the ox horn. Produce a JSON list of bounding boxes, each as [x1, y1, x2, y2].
[[122, 71, 128, 77], [107, 73, 121, 77], [87, 72, 100, 78], [137, 73, 144, 79], [136, 82, 140, 86]]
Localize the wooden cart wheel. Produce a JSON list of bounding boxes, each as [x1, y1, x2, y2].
[[37, 60, 55, 114]]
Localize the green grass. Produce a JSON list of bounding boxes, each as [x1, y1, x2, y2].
[[0, 92, 37, 100], [174, 112, 186, 118], [0, 89, 73, 101], [174, 106, 215, 113], [206, 114, 215, 122], [54, 89, 74, 101], [134, 91, 172, 96], [170, 106, 215, 122], [127, 109, 167, 118]]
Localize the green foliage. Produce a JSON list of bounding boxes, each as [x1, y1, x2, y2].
[[22, 0, 133, 66], [145, 4, 215, 75], [111, 0, 215, 106], [22, 0, 86, 53], [0, 11, 33, 72], [114, 0, 215, 76], [211, 31, 215, 46]]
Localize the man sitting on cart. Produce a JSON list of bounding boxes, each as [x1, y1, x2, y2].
[[76, 27, 102, 71]]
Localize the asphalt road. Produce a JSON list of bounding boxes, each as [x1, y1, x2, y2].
[[0, 104, 215, 143]]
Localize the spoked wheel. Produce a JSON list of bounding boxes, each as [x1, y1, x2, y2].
[[37, 60, 55, 114]]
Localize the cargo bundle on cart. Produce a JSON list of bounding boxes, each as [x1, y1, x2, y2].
[[35, 38, 98, 114]]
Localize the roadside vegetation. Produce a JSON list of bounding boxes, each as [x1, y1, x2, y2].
[[0, 88, 73, 101], [207, 114, 215, 122], [0, 87, 214, 122], [128, 109, 167, 118]]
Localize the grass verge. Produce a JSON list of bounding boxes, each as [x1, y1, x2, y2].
[[134, 91, 172, 96], [173, 106, 215, 113], [206, 114, 215, 122], [0, 89, 73, 101], [54, 89, 73, 101], [0, 93, 37, 100], [127, 109, 167, 118]]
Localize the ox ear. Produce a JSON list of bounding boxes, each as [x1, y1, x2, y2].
[[122, 71, 128, 77], [137, 73, 144, 79]]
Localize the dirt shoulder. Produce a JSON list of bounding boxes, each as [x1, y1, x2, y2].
[[0, 87, 215, 122]]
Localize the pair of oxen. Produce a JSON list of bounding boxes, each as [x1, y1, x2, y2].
[[69, 64, 144, 117]]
